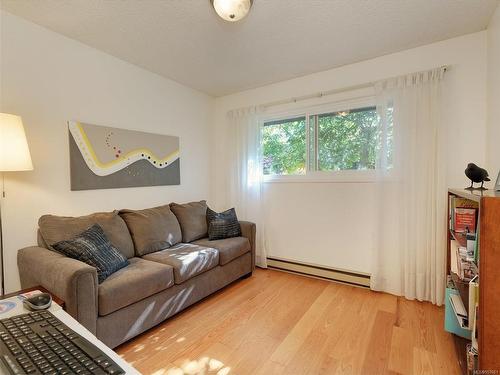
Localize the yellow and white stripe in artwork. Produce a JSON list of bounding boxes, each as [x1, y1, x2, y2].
[[68, 121, 179, 177]]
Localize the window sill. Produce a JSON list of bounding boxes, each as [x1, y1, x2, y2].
[[262, 170, 377, 184]]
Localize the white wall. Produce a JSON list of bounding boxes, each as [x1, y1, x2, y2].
[[0, 11, 214, 292], [487, 5, 500, 178], [212, 32, 488, 274]]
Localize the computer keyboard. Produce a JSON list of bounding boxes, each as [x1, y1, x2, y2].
[[0, 310, 125, 375]]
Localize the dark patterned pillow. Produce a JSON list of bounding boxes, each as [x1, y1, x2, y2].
[[206, 207, 241, 240], [52, 224, 129, 283]]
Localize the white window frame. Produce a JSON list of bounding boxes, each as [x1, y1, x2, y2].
[[261, 95, 378, 183]]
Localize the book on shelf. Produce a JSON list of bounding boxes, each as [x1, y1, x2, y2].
[[451, 240, 459, 275], [466, 342, 478, 375], [472, 303, 479, 351], [469, 275, 479, 351], [466, 233, 476, 262], [445, 277, 471, 339], [455, 208, 477, 234], [449, 196, 479, 232], [460, 261, 476, 282], [450, 239, 478, 282], [450, 293, 468, 329], [468, 275, 479, 326]]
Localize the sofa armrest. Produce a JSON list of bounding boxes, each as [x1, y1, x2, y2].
[[239, 221, 256, 270], [17, 246, 98, 334]]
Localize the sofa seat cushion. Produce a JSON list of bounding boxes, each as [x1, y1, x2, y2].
[[193, 237, 250, 266], [142, 243, 219, 284], [98, 257, 174, 316]]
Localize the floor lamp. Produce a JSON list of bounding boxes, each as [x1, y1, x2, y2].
[[0, 113, 34, 295]]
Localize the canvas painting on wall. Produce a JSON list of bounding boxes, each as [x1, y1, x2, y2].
[[68, 121, 180, 190]]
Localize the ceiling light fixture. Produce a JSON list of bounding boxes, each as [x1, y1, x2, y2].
[[211, 0, 253, 22]]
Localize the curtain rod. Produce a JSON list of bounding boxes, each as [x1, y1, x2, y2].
[[260, 65, 449, 110]]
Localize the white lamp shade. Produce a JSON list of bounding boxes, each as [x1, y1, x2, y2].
[[0, 113, 33, 171], [212, 0, 253, 22]]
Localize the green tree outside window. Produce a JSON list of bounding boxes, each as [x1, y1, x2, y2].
[[262, 106, 392, 176]]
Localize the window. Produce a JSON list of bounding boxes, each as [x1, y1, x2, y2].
[[261, 100, 393, 179], [314, 106, 378, 171], [262, 116, 306, 176]]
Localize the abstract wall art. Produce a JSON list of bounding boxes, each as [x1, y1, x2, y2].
[[68, 121, 180, 190]]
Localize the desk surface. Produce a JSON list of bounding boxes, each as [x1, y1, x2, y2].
[[0, 293, 140, 374], [1, 286, 65, 309], [52, 308, 140, 374]]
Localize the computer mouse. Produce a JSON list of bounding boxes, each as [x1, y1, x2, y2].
[[23, 293, 52, 311]]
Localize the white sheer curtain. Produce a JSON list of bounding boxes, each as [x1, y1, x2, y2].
[[228, 106, 267, 268], [371, 67, 447, 305]]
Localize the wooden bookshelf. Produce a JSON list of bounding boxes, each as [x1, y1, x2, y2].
[[447, 189, 500, 374]]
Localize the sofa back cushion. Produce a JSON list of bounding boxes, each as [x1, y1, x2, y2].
[[119, 205, 182, 256], [38, 211, 135, 258], [170, 201, 208, 242]]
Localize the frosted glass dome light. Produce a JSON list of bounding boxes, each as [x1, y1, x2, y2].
[[211, 0, 253, 22]]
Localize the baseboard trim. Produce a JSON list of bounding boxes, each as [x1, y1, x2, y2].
[[266, 256, 370, 288]]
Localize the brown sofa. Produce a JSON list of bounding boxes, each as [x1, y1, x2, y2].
[[17, 201, 255, 349]]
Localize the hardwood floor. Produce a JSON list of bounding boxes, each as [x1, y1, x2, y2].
[[116, 269, 460, 375]]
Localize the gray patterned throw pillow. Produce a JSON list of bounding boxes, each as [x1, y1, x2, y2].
[[206, 207, 241, 240], [53, 224, 129, 283]]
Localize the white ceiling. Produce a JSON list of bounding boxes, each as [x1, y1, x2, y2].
[[1, 0, 498, 96]]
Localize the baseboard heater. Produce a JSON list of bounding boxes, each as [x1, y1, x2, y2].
[[266, 257, 370, 288]]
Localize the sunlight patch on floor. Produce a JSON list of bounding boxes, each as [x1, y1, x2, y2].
[[151, 357, 231, 375], [133, 344, 145, 353]]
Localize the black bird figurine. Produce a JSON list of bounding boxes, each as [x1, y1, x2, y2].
[[465, 163, 490, 190]]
